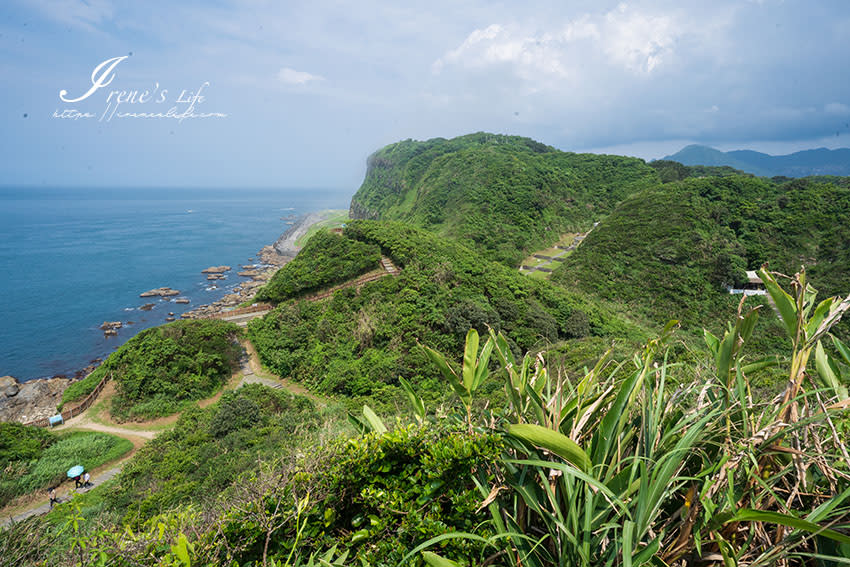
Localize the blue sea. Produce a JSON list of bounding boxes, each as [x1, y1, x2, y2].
[[0, 187, 351, 382]]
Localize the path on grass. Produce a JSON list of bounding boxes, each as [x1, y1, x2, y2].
[[214, 256, 400, 327], [519, 228, 594, 276], [1, 461, 127, 527]]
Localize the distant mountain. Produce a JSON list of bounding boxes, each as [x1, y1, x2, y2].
[[662, 144, 850, 177]]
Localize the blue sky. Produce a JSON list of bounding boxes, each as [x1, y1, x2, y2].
[[2, 0, 849, 189]]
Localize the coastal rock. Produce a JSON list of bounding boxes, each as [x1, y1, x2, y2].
[[174, 298, 190, 304], [100, 321, 122, 330], [5, 385, 19, 397], [258, 245, 289, 266], [202, 266, 231, 274], [0, 376, 16, 391], [104, 329, 117, 337], [140, 287, 180, 298], [139, 303, 155, 311], [207, 273, 226, 280], [0, 375, 70, 424], [238, 270, 260, 278]]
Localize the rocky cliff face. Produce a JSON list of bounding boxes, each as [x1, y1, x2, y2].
[[348, 197, 379, 220], [0, 375, 69, 424]]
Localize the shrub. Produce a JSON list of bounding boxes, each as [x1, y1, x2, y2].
[[97, 319, 241, 421], [256, 230, 382, 303]]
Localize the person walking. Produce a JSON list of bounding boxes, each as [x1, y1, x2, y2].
[[83, 472, 91, 488], [49, 487, 58, 509]]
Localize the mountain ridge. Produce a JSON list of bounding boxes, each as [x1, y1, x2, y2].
[[662, 144, 850, 177]]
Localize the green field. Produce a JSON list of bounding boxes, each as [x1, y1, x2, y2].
[[294, 209, 349, 247]]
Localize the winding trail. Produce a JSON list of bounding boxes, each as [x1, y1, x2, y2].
[[0, 256, 388, 528]]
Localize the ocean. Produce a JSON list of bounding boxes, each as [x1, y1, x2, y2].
[[0, 186, 351, 382]]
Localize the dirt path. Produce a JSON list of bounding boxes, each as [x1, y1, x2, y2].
[[239, 339, 326, 405], [1, 337, 323, 528], [0, 432, 146, 528]]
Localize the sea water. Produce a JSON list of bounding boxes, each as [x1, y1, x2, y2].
[[0, 186, 351, 381]]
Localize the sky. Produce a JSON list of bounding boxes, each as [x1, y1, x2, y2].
[[2, 0, 850, 189]]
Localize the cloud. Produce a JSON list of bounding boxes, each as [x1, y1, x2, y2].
[[25, 0, 113, 31], [277, 67, 324, 85], [602, 3, 677, 73], [433, 3, 684, 86]]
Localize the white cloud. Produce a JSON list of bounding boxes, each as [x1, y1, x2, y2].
[[602, 3, 677, 73], [277, 67, 324, 85], [432, 2, 685, 90]]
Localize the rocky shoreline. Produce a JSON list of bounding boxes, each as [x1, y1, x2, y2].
[[0, 211, 341, 424]]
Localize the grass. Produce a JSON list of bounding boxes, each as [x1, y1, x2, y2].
[[293, 209, 349, 248], [0, 431, 132, 508], [85, 397, 177, 432], [520, 233, 576, 266]]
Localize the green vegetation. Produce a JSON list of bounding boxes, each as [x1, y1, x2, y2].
[[65, 319, 242, 417], [350, 133, 660, 265], [0, 430, 131, 507], [107, 384, 319, 524], [60, 368, 104, 408], [256, 229, 381, 303], [86, 319, 242, 421], [9, 272, 850, 567], [0, 422, 53, 466], [219, 423, 502, 565], [248, 220, 639, 407], [6, 135, 850, 567], [293, 209, 350, 247], [552, 175, 850, 339]]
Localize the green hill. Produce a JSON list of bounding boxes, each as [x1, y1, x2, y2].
[[349, 133, 660, 265], [248, 220, 641, 407], [552, 174, 850, 335]]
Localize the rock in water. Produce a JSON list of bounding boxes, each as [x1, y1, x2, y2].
[[140, 287, 180, 297], [201, 266, 231, 273]]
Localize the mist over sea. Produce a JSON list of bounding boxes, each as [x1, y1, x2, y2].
[[0, 187, 350, 381]]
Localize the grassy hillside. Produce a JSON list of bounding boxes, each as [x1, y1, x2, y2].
[[106, 384, 319, 524], [63, 319, 242, 421], [248, 220, 642, 408], [349, 133, 660, 265], [256, 229, 382, 302], [552, 174, 850, 336]]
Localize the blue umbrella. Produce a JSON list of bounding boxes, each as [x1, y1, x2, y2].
[[67, 465, 84, 478]]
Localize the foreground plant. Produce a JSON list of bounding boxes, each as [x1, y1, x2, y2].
[[418, 269, 850, 566]]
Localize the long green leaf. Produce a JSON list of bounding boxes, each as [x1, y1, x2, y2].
[[731, 509, 850, 545], [361, 404, 387, 435], [462, 328, 480, 392], [472, 335, 495, 391], [758, 269, 797, 341], [507, 423, 591, 472], [832, 335, 850, 367], [400, 531, 492, 565], [399, 376, 426, 421], [815, 341, 848, 399], [422, 345, 468, 402], [422, 552, 460, 567]]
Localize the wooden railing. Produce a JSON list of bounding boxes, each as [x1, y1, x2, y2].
[[24, 372, 111, 428]]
